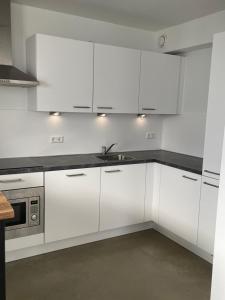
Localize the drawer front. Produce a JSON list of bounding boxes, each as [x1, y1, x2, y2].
[[0, 173, 44, 190]]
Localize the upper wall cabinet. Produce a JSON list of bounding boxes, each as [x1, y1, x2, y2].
[[139, 51, 181, 114], [27, 34, 93, 113], [93, 44, 140, 114]]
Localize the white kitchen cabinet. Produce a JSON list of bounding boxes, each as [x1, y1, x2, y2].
[[93, 43, 140, 114], [144, 163, 161, 222], [203, 33, 225, 180], [100, 164, 146, 231], [139, 51, 181, 114], [45, 168, 100, 243], [158, 165, 201, 244], [0, 172, 43, 190], [27, 34, 93, 113], [198, 177, 219, 254]]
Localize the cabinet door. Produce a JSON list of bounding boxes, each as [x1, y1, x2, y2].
[[93, 44, 140, 114], [100, 164, 146, 231], [139, 51, 180, 114], [198, 177, 219, 254], [144, 163, 161, 222], [159, 165, 201, 244], [203, 33, 225, 179], [45, 168, 100, 243], [27, 34, 93, 113]]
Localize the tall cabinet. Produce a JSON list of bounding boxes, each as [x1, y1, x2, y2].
[[199, 32, 225, 256], [203, 33, 225, 180]]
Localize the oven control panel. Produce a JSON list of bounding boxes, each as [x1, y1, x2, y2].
[[29, 197, 40, 226]]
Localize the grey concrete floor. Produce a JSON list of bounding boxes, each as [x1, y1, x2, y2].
[[6, 230, 212, 300]]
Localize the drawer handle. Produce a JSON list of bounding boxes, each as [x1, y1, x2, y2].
[[0, 178, 23, 183], [204, 170, 220, 176], [66, 173, 86, 177], [203, 182, 219, 189], [73, 106, 91, 109], [182, 175, 198, 181], [142, 108, 156, 111], [97, 106, 113, 110], [105, 170, 122, 173]]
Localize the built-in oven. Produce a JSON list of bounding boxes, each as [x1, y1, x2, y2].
[[3, 187, 44, 240]]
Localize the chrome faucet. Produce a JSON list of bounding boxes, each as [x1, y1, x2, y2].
[[102, 143, 118, 155]]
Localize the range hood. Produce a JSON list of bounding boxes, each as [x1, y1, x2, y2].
[[0, 0, 38, 87]]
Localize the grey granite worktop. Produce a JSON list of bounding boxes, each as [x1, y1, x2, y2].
[[0, 150, 203, 175]]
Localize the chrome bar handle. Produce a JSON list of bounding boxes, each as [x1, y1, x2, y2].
[[182, 175, 198, 181], [66, 173, 86, 177], [97, 106, 113, 109], [142, 108, 156, 111], [73, 106, 91, 109], [0, 179, 23, 183], [204, 170, 220, 176], [203, 182, 219, 189], [105, 170, 122, 173]]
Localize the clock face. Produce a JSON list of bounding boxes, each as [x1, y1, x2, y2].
[[159, 35, 167, 48]]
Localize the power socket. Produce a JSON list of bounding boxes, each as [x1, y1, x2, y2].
[[51, 136, 64, 143], [145, 132, 156, 139]]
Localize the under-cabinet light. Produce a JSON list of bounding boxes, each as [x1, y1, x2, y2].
[[97, 113, 107, 117], [49, 112, 62, 116], [137, 114, 146, 119]]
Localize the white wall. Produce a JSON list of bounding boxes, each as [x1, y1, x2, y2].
[[11, 3, 157, 72], [161, 47, 212, 157], [156, 10, 225, 52], [0, 3, 161, 158], [0, 111, 162, 158]]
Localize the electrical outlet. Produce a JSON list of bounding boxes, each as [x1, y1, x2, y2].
[[51, 136, 64, 143], [145, 132, 156, 139]]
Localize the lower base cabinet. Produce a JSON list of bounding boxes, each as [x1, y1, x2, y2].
[[144, 163, 161, 223], [100, 164, 146, 231], [197, 177, 219, 255], [158, 165, 201, 245], [45, 168, 100, 243]]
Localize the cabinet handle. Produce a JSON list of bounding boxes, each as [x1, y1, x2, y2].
[[73, 106, 91, 109], [142, 108, 156, 111], [0, 178, 23, 183], [66, 173, 86, 177], [182, 175, 198, 181], [203, 182, 219, 189], [105, 170, 122, 173], [97, 106, 113, 110], [204, 170, 220, 176]]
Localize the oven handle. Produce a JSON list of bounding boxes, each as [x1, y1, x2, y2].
[[0, 178, 23, 184]]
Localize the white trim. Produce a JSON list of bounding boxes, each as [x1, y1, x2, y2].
[[154, 224, 213, 263], [6, 222, 153, 262]]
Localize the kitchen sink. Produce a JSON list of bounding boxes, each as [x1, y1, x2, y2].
[[97, 154, 135, 161]]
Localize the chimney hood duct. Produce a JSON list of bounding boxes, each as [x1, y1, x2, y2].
[[0, 0, 38, 87]]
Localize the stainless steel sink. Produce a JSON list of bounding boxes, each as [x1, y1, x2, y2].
[[97, 154, 135, 161]]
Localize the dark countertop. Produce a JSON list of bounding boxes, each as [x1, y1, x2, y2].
[[0, 150, 203, 175]]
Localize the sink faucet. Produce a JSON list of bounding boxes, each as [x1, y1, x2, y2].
[[102, 143, 118, 155]]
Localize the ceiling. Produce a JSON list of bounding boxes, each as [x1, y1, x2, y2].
[[13, 0, 225, 31]]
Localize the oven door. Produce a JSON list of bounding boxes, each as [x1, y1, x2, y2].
[[5, 198, 28, 231]]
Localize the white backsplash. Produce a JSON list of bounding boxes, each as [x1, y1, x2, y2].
[[0, 110, 162, 158]]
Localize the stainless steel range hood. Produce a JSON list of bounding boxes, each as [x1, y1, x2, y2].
[[0, 0, 38, 87]]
